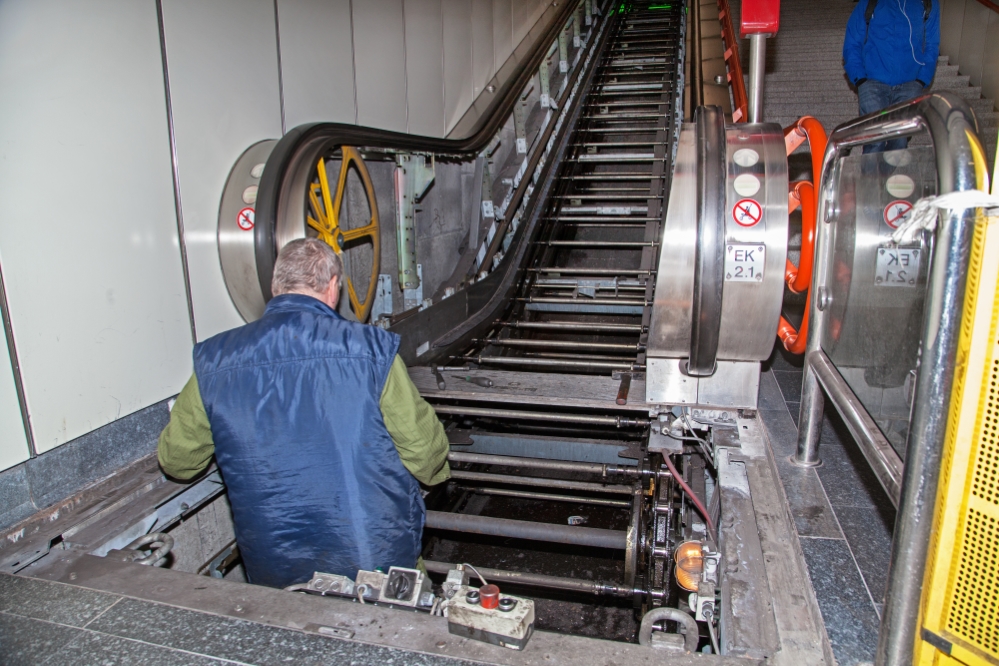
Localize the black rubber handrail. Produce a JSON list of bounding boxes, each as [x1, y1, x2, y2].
[[254, 0, 589, 300], [687, 105, 726, 377]]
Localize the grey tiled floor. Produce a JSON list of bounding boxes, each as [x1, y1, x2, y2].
[[760, 343, 897, 666], [0, 573, 471, 666]]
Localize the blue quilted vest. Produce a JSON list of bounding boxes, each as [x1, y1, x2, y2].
[[193, 294, 424, 588]]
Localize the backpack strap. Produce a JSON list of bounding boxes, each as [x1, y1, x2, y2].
[[922, 0, 931, 54], [864, 0, 879, 43], [865, 0, 879, 23]]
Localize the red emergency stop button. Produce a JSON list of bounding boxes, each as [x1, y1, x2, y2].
[[479, 584, 501, 609]]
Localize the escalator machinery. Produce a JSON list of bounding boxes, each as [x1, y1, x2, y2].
[[211, 5, 792, 654]]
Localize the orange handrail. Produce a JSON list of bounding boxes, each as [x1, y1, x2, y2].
[[777, 116, 827, 354], [784, 181, 815, 293], [717, 0, 749, 122]]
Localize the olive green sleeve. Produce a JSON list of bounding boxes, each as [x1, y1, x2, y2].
[[157, 374, 215, 480], [380, 355, 451, 486]]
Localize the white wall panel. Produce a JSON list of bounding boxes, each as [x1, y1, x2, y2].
[[982, 12, 999, 114], [443, 0, 474, 133], [958, 1, 989, 86], [0, 319, 28, 471], [939, 0, 967, 63], [511, 0, 532, 47], [472, 0, 496, 97], [278, 0, 357, 128], [493, 0, 514, 72], [0, 0, 193, 453], [161, 0, 283, 341], [404, 0, 446, 136], [530, 0, 546, 28], [353, 0, 409, 132]]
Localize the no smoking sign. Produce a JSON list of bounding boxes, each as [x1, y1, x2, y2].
[[733, 199, 762, 227], [883, 200, 912, 229], [237, 207, 255, 231]]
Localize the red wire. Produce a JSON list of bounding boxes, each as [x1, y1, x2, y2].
[[662, 453, 716, 536]]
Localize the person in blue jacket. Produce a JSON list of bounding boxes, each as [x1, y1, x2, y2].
[[158, 238, 450, 589], [843, 0, 940, 152]]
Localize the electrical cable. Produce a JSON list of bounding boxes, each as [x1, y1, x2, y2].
[[706, 610, 721, 655], [663, 432, 703, 442], [462, 563, 489, 587], [662, 453, 716, 535], [681, 411, 715, 468]]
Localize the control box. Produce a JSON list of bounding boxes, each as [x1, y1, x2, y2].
[[447, 585, 535, 650], [305, 567, 434, 610]]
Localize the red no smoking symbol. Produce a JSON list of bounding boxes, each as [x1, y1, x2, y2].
[[237, 207, 255, 231], [733, 199, 762, 227], [883, 200, 912, 229]]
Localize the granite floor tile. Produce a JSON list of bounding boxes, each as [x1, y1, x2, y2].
[[0, 611, 84, 666], [800, 537, 881, 666], [772, 455, 843, 538], [0, 573, 120, 627], [772, 370, 804, 404], [760, 407, 842, 536], [835, 505, 896, 605], [759, 406, 798, 459], [88, 598, 473, 666], [759, 370, 789, 412], [24, 401, 168, 509], [786, 402, 800, 428], [0, 464, 36, 532], [815, 414, 893, 510], [55, 631, 227, 666]]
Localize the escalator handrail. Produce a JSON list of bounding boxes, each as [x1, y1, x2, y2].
[[687, 105, 727, 377], [254, 0, 595, 300]]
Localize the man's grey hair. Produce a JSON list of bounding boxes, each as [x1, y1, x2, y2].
[[271, 238, 343, 296]]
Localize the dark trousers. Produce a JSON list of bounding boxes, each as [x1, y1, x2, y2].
[[858, 79, 926, 153]]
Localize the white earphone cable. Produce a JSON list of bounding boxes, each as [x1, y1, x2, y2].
[[898, 0, 927, 66]]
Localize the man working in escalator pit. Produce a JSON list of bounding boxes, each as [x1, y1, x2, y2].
[[157, 238, 450, 589], [843, 0, 940, 153]]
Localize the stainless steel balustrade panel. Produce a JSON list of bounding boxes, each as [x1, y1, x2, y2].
[[792, 92, 986, 666]]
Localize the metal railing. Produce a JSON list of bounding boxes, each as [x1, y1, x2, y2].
[[792, 91, 990, 666], [716, 0, 748, 122]]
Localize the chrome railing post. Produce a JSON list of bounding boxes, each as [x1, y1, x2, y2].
[[877, 95, 982, 666], [747, 34, 766, 122], [792, 167, 835, 466]]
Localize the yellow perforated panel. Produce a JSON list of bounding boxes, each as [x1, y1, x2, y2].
[[971, 359, 999, 506], [947, 508, 999, 656], [916, 200, 999, 666]]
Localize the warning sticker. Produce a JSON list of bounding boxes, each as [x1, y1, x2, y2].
[[237, 207, 255, 231], [883, 200, 912, 229], [733, 199, 763, 227]]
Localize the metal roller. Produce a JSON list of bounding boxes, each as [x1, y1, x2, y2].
[[424, 511, 629, 550]]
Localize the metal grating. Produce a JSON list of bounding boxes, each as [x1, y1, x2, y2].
[[970, 357, 999, 506], [939, 212, 999, 664], [947, 507, 999, 656], [916, 205, 999, 666]]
